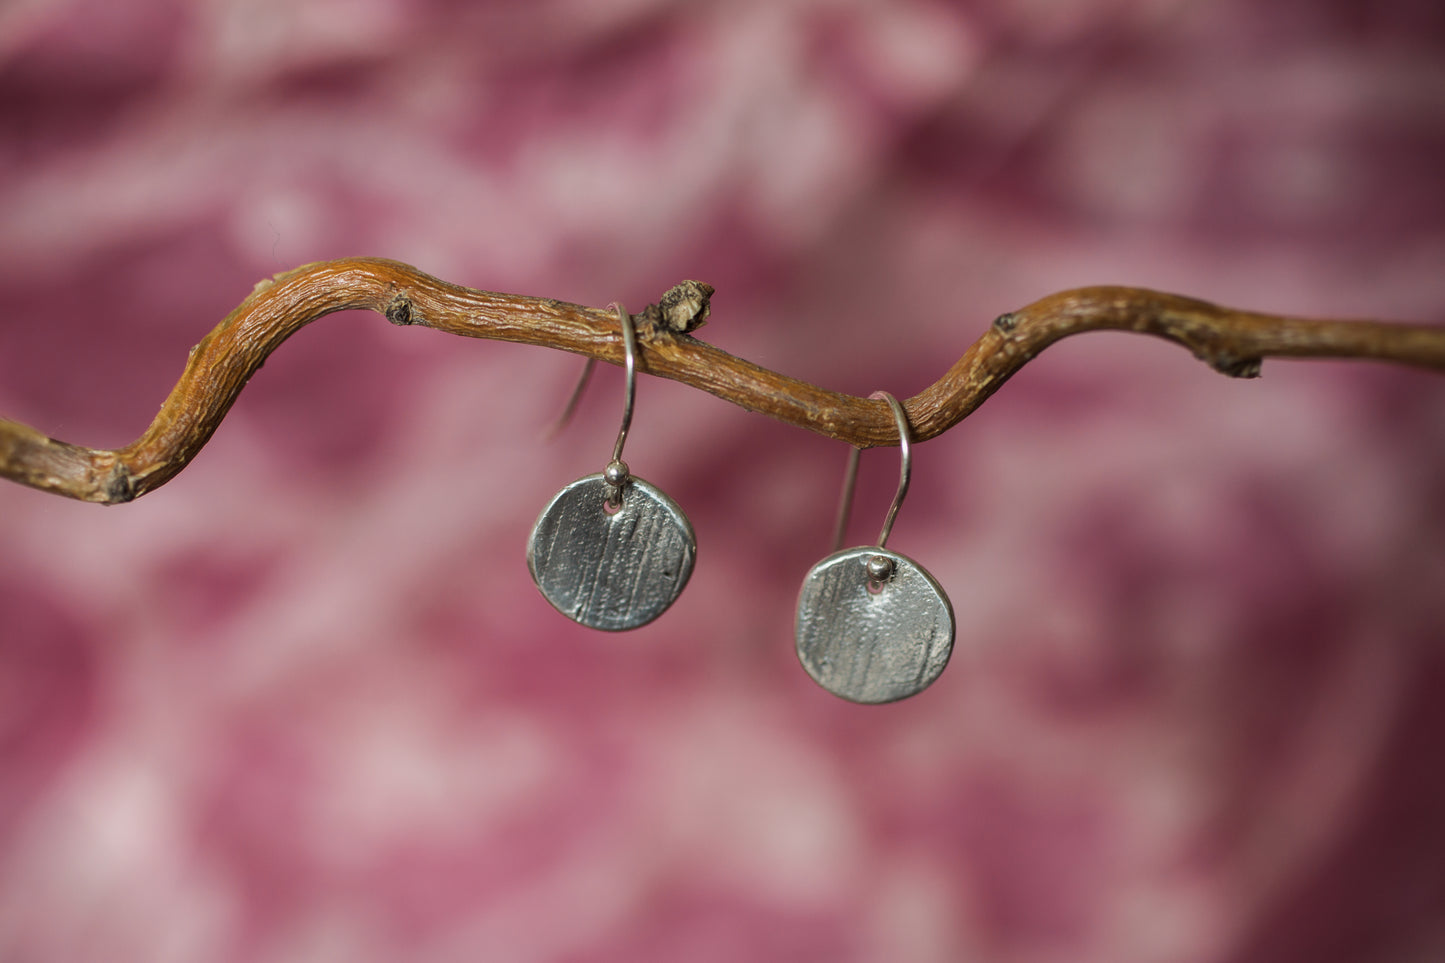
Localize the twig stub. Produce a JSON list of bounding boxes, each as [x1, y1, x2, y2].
[[639, 280, 714, 335]]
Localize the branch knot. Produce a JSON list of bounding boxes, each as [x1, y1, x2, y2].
[[637, 280, 714, 335], [385, 295, 415, 326]]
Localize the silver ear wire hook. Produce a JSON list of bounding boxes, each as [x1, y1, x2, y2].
[[602, 303, 637, 507], [541, 302, 635, 441], [610, 303, 637, 466], [830, 391, 912, 555], [795, 389, 952, 704], [872, 391, 911, 549]]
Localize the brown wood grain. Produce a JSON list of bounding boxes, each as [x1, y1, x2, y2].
[[3, 257, 1443, 504]]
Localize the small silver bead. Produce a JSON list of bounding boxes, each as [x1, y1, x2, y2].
[[866, 555, 895, 582], [603, 460, 630, 487]]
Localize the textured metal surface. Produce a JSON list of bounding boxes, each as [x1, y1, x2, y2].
[[795, 547, 954, 704], [528, 473, 696, 631]]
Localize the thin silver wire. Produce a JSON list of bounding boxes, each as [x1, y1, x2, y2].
[[830, 390, 912, 551], [830, 445, 861, 552], [872, 392, 911, 548], [541, 358, 596, 440], [610, 303, 637, 466]]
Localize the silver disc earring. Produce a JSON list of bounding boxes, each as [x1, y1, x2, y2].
[[527, 304, 696, 631], [795, 392, 955, 703]]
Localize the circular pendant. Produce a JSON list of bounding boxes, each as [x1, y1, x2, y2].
[[528, 473, 696, 631], [795, 547, 955, 704]]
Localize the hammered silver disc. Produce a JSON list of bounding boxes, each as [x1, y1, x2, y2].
[[795, 547, 954, 704], [528, 473, 696, 631]]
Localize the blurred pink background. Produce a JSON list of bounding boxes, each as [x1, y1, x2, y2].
[[2, 1, 1444, 961]]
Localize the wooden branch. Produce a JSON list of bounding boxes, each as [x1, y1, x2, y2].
[[3, 256, 1443, 505]]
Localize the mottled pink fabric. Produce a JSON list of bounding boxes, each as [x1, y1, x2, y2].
[[2, 2, 1444, 961]]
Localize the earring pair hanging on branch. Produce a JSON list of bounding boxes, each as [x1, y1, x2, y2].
[[527, 304, 696, 631], [795, 392, 955, 704], [527, 330, 950, 702]]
